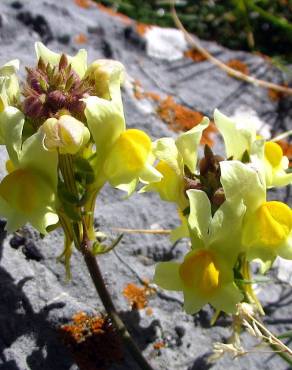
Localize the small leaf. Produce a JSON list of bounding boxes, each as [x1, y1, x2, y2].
[[92, 234, 123, 255]]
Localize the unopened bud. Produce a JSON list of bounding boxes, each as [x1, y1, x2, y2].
[[46, 90, 67, 112], [59, 54, 68, 71], [23, 95, 46, 118], [199, 145, 224, 176], [212, 187, 225, 206], [85, 59, 124, 100], [42, 115, 90, 154], [184, 177, 203, 192]]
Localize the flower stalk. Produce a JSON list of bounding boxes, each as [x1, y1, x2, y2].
[[61, 152, 154, 370], [79, 220, 154, 370]]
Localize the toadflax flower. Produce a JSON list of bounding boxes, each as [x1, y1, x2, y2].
[[0, 59, 20, 110], [141, 118, 209, 209], [214, 109, 292, 188], [0, 107, 58, 233], [154, 189, 244, 314], [140, 118, 209, 240], [220, 160, 292, 263], [84, 60, 162, 194]]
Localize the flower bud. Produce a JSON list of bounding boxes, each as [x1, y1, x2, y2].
[[85, 59, 124, 100], [0, 59, 20, 108], [212, 187, 225, 206], [42, 115, 90, 154], [46, 90, 67, 112], [23, 95, 46, 119]]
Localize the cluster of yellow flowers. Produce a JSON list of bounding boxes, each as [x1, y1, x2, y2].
[[0, 44, 291, 315]]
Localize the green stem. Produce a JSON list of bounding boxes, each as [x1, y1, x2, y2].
[[240, 255, 265, 315], [269, 345, 292, 367]]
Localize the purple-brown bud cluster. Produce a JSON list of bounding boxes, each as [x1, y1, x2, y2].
[[184, 145, 226, 212], [22, 54, 94, 123]]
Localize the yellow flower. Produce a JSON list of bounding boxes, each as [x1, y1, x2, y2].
[[84, 62, 161, 195], [0, 59, 20, 111], [220, 160, 292, 262], [154, 189, 244, 314], [263, 141, 292, 187], [141, 118, 209, 209], [0, 167, 57, 233], [214, 109, 292, 188], [85, 59, 125, 101], [0, 107, 58, 233]]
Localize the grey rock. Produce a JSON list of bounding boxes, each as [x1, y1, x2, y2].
[[0, 0, 291, 369]]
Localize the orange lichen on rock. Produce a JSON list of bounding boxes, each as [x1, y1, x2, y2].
[[74, 33, 88, 44], [144, 91, 161, 102], [267, 84, 288, 101], [133, 80, 161, 102], [157, 96, 203, 131], [96, 3, 132, 25], [132, 81, 217, 145], [157, 96, 217, 146], [184, 49, 207, 62], [226, 59, 249, 76], [153, 341, 165, 350], [123, 281, 156, 310], [123, 283, 148, 309], [74, 0, 93, 9], [59, 312, 123, 370], [136, 22, 152, 36], [276, 140, 292, 167]]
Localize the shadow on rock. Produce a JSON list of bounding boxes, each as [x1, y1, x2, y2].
[[120, 310, 161, 349], [0, 263, 74, 370], [188, 352, 213, 370]]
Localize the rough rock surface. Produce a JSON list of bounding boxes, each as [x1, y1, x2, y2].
[[0, 1, 291, 370]]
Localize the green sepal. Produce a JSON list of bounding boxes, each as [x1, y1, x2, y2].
[[58, 182, 80, 204], [91, 234, 123, 255], [63, 203, 81, 222], [74, 157, 95, 175]]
